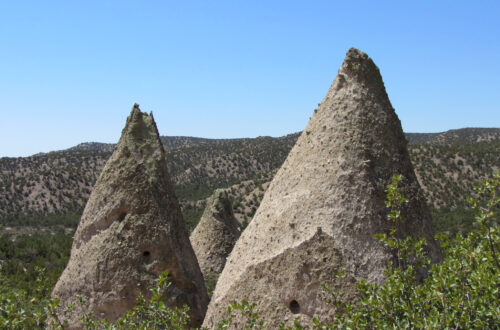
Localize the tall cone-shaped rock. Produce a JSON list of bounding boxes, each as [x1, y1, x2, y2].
[[190, 189, 241, 281], [52, 105, 208, 328], [203, 48, 441, 328]]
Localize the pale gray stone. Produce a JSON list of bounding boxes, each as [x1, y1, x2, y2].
[[190, 189, 240, 280], [52, 104, 208, 328], [203, 48, 441, 328]]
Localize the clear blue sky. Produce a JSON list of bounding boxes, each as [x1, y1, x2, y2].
[[1, 1, 499, 157]]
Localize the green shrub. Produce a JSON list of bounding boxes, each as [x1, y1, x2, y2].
[[79, 271, 190, 329], [317, 171, 499, 329]]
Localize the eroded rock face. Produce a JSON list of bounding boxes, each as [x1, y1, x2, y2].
[[52, 105, 208, 328], [203, 48, 441, 328], [190, 189, 241, 281]]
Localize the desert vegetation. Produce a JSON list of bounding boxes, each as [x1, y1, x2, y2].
[[0, 172, 498, 328], [1, 129, 498, 234]]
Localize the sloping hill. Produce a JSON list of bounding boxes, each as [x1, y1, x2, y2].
[[0, 150, 108, 218], [405, 127, 500, 145], [0, 128, 498, 234]]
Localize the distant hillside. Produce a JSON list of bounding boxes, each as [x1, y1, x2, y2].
[[0, 150, 108, 216], [63, 128, 500, 152], [405, 127, 500, 145], [67, 137, 240, 153], [0, 128, 498, 234], [67, 142, 115, 153], [166, 133, 299, 200], [67, 135, 299, 153]]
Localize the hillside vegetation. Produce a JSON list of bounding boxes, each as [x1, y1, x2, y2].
[[0, 151, 108, 220], [0, 128, 498, 234]]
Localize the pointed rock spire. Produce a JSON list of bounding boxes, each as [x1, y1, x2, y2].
[[52, 105, 208, 328], [190, 189, 241, 281], [202, 48, 441, 328]]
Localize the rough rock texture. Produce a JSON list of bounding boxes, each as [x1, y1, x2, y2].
[[52, 105, 208, 328], [190, 189, 241, 280], [203, 48, 441, 328]]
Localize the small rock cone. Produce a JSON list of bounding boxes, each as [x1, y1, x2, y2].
[[190, 189, 241, 285], [52, 104, 208, 328], [202, 48, 441, 328]]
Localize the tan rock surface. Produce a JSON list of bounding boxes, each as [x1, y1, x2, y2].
[[190, 189, 240, 280], [203, 48, 441, 328], [52, 105, 208, 328]]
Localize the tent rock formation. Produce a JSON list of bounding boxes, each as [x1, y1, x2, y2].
[[203, 48, 441, 328], [190, 189, 241, 282], [52, 104, 208, 328]]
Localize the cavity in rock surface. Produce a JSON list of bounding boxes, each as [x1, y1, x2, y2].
[[52, 104, 208, 328], [202, 48, 441, 328]]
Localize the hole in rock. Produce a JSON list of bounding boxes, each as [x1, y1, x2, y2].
[[143, 251, 150, 257], [289, 300, 300, 314], [117, 211, 127, 222]]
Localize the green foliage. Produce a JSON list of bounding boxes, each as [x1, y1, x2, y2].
[[0, 212, 81, 228], [78, 271, 190, 329], [0, 267, 65, 329], [430, 206, 475, 236], [128, 282, 188, 328], [1, 269, 190, 329], [0, 232, 72, 296], [204, 271, 219, 298], [375, 174, 429, 272], [216, 300, 266, 329], [318, 171, 500, 329], [0, 232, 72, 329], [182, 206, 204, 233]]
